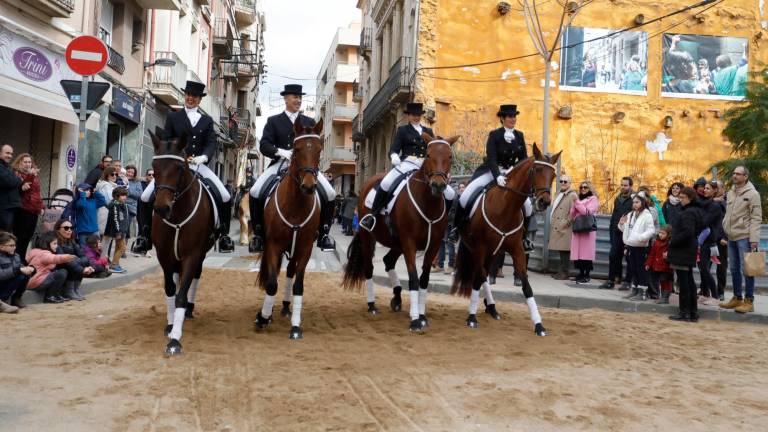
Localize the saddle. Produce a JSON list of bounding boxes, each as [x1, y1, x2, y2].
[[363, 171, 410, 215], [199, 178, 221, 229], [465, 182, 495, 219]]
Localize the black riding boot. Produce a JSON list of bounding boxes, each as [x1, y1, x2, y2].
[[522, 215, 534, 252], [217, 200, 235, 253], [449, 203, 466, 243], [248, 195, 264, 253], [359, 188, 388, 232], [132, 199, 154, 254], [316, 200, 336, 251]]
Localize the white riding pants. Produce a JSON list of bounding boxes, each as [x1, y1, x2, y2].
[[380, 157, 456, 200], [249, 159, 337, 201], [459, 170, 532, 216], [141, 163, 230, 203]]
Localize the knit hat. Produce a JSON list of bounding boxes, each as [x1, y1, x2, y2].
[[694, 177, 707, 188]]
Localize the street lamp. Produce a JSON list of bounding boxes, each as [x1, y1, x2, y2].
[[144, 58, 177, 68]]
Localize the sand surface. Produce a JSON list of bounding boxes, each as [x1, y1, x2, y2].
[[1, 269, 767, 431]]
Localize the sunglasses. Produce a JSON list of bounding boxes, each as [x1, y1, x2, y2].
[[559, 180, 569, 184], [147, 173, 154, 177], [61, 226, 73, 231], [0, 243, 16, 248], [580, 186, 589, 189]]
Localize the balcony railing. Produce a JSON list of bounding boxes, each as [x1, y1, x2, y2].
[[234, 0, 257, 26], [359, 26, 372, 54], [30, 0, 74, 17], [334, 104, 358, 120], [353, 81, 363, 102], [352, 114, 365, 142], [151, 51, 187, 105], [213, 18, 229, 41], [107, 46, 125, 74], [363, 56, 411, 132]]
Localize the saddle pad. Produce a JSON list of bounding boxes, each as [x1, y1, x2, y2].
[[199, 180, 219, 227], [364, 175, 410, 215]]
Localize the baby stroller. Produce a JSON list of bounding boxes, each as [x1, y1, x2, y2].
[[40, 188, 75, 232]]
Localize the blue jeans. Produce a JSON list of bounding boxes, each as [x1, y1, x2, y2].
[[438, 236, 455, 268], [728, 238, 755, 299], [0, 274, 28, 302], [78, 232, 97, 247]]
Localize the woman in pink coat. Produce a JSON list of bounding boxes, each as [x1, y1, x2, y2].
[[570, 181, 599, 283]]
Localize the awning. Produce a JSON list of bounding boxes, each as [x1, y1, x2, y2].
[[0, 74, 78, 125]]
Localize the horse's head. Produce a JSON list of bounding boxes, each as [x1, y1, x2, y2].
[[421, 133, 459, 197], [149, 128, 189, 218], [531, 143, 561, 212], [291, 118, 324, 196]]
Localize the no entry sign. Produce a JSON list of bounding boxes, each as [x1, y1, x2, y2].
[[65, 36, 109, 76]]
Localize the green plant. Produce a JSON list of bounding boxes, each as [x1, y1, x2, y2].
[[451, 149, 484, 176]]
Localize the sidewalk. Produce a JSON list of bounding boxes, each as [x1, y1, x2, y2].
[[332, 226, 768, 325]]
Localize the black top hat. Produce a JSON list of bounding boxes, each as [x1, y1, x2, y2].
[[403, 102, 425, 115], [497, 104, 520, 117], [182, 80, 206, 97], [280, 84, 305, 96]]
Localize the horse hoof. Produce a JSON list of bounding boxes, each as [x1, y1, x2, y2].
[[164, 324, 173, 338], [409, 319, 424, 333], [390, 296, 402, 312], [534, 323, 548, 337], [367, 302, 379, 315], [165, 339, 183, 357], [254, 312, 272, 330], [484, 304, 502, 320], [280, 301, 292, 317], [466, 314, 479, 329], [289, 326, 303, 340], [419, 314, 429, 328]]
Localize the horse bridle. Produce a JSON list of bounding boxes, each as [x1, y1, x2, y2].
[[498, 159, 557, 197], [413, 139, 451, 185], [287, 134, 321, 185], [153, 155, 198, 206]]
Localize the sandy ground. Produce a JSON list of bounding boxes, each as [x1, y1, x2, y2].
[[1, 269, 767, 432]]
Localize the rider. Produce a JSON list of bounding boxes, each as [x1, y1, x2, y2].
[[452, 104, 534, 251], [248, 84, 336, 253], [134, 80, 235, 253], [359, 102, 456, 232]]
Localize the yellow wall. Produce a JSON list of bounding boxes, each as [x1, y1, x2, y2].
[[416, 0, 765, 211]]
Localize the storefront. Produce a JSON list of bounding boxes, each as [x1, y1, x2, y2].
[[107, 87, 143, 167]]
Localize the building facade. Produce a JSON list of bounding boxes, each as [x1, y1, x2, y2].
[[315, 21, 360, 196]]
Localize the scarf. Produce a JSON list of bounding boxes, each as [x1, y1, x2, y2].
[[667, 195, 680, 206], [578, 191, 593, 200]]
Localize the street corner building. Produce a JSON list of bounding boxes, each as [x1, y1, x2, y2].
[[352, 0, 766, 209], [0, 0, 266, 196]]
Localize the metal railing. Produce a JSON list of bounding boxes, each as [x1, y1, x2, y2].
[[107, 46, 125, 74], [52, 0, 75, 12], [353, 81, 363, 102], [352, 114, 365, 142], [213, 18, 228, 40], [334, 104, 358, 119], [362, 56, 411, 132], [152, 51, 187, 97], [359, 26, 372, 52]]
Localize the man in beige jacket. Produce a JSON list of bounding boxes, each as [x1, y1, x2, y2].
[[548, 175, 578, 280], [719, 166, 762, 313]]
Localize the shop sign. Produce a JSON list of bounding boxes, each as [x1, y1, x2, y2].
[[111, 87, 142, 124], [65, 145, 77, 171], [13, 47, 53, 82], [0, 24, 77, 94]]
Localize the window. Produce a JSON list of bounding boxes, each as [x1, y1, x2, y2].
[[99, 0, 114, 46], [132, 17, 144, 52]]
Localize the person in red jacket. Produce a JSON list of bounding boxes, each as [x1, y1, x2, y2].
[[645, 226, 674, 303], [12, 153, 44, 261]]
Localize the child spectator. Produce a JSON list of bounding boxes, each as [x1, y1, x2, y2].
[[105, 187, 130, 273], [83, 234, 111, 278], [645, 226, 674, 303], [0, 231, 34, 313], [74, 183, 107, 245], [618, 195, 656, 300], [26, 232, 75, 303]]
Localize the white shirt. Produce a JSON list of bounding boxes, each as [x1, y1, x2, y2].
[[185, 106, 201, 127], [285, 110, 299, 124], [410, 122, 423, 135], [503, 127, 516, 143]]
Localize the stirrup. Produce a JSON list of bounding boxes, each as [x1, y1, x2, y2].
[[359, 214, 376, 232], [218, 235, 235, 253]]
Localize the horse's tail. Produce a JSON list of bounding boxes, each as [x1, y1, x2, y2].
[[451, 240, 475, 298], [342, 232, 366, 291]]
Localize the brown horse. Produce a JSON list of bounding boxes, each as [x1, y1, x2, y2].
[[237, 193, 251, 245], [452, 144, 559, 336], [149, 131, 216, 356], [253, 119, 325, 340], [342, 134, 458, 332]]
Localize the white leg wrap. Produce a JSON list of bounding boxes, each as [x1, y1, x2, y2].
[[261, 294, 276, 318], [291, 295, 303, 327], [409, 290, 419, 320], [172, 273, 179, 285], [469, 290, 480, 314], [283, 277, 294, 302], [482, 281, 495, 305], [169, 307, 186, 340], [387, 269, 400, 288], [165, 296, 176, 325], [366, 279, 375, 303], [187, 279, 199, 303], [526, 297, 542, 324], [418, 288, 427, 315]]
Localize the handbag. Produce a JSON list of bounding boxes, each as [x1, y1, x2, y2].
[[572, 214, 597, 233], [744, 250, 766, 277]]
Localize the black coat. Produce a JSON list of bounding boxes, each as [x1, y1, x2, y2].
[[0, 160, 22, 210], [260, 112, 316, 167], [389, 124, 434, 159], [163, 109, 218, 163], [84, 165, 103, 188], [57, 240, 90, 278], [610, 193, 634, 232], [698, 197, 723, 246], [667, 201, 703, 268], [662, 199, 682, 229], [475, 128, 527, 179]]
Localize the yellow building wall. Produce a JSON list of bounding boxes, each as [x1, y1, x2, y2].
[[416, 0, 766, 211]]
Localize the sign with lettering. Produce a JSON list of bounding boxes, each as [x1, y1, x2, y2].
[[65, 145, 77, 171], [12, 47, 53, 81], [111, 87, 142, 124], [0, 24, 77, 94]]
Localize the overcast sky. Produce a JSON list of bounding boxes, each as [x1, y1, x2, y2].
[[257, 0, 360, 123]]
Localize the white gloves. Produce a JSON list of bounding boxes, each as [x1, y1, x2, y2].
[[496, 175, 507, 187], [390, 154, 401, 166], [190, 155, 208, 165], [276, 149, 293, 160]]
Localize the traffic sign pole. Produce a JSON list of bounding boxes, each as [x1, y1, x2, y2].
[[78, 75, 89, 153]]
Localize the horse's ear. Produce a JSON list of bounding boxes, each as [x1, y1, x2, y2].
[[532, 142, 543, 159], [293, 117, 305, 136], [313, 118, 324, 135], [175, 132, 188, 152], [421, 132, 434, 143], [445, 135, 460, 146], [551, 149, 563, 165], [148, 129, 160, 151]]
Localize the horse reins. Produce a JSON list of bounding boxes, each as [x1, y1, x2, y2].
[[404, 139, 452, 250], [288, 134, 321, 186]]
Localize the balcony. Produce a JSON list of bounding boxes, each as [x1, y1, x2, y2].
[[135, 0, 181, 11], [363, 56, 411, 132], [332, 147, 356, 162], [29, 0, 74, 17], [221, 61, 237, 79], [234, 47, 257, 83], [336, 63, 358, 84], [359, 26, 372, 57], [234, 0, 258, 26], [213, 19, 233, 55], [333, 104, 357, 122], [352, 81, 363, 103], [352, 114, 365, 142], [107, 46, 125, 74], [150, 51, 187, 106]]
